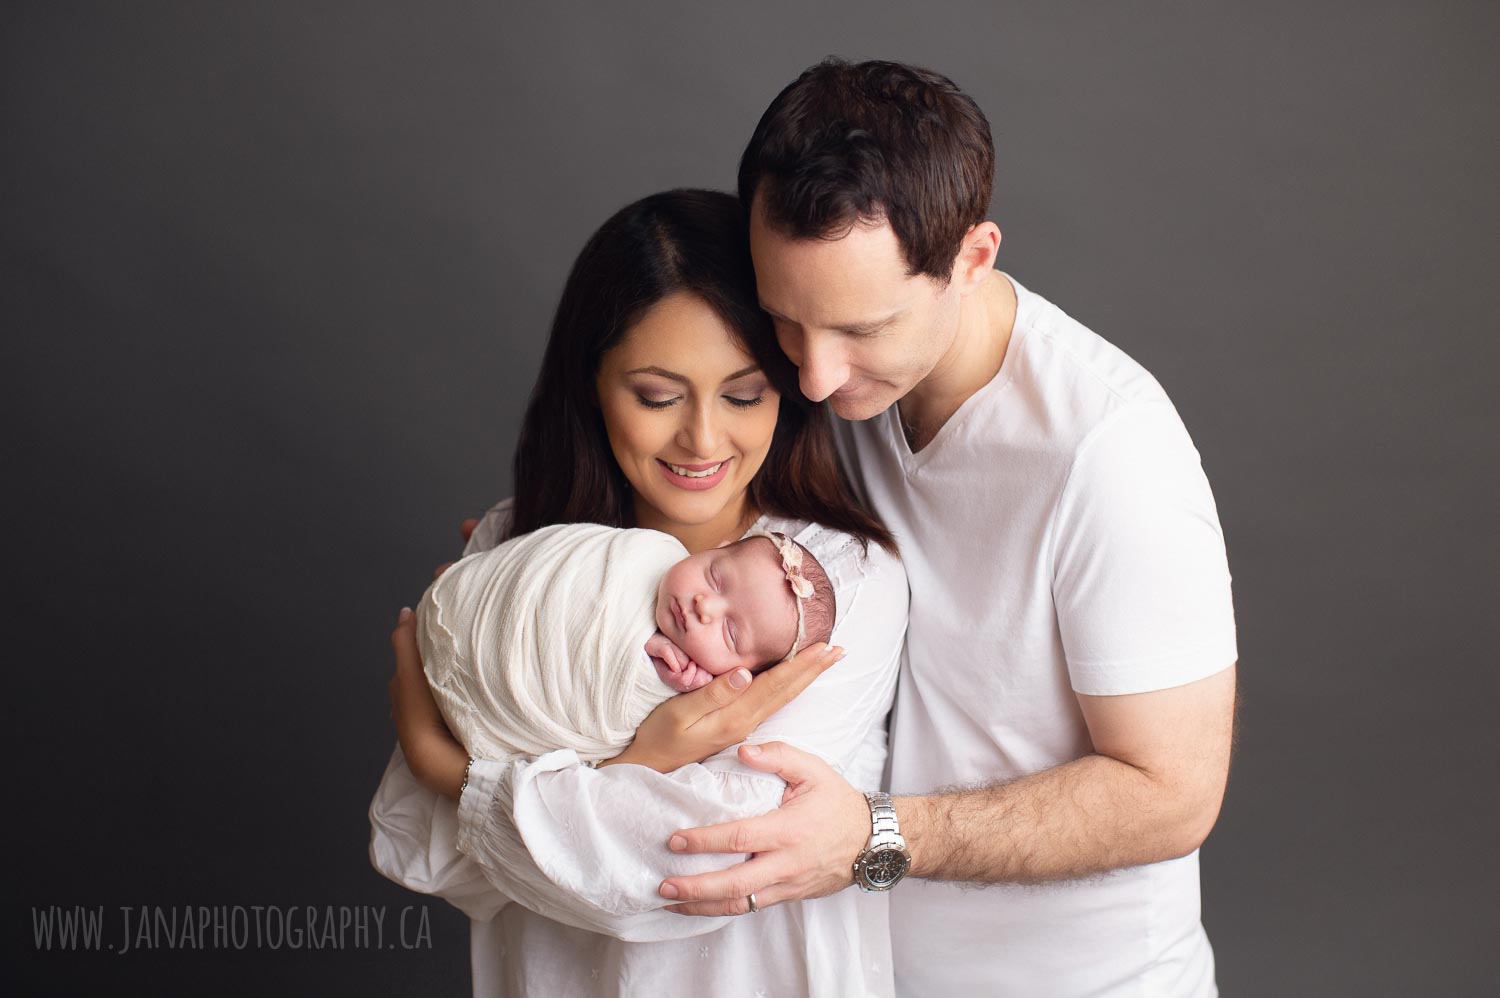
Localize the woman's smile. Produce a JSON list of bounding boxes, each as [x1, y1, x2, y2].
[[657, 457, 733, 490]]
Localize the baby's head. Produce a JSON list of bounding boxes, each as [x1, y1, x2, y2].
[[654, 531, 835, 678]]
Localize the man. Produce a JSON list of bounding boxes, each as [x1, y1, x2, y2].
[[657, 59, 1238, 996]]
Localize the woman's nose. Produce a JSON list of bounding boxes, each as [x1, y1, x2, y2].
[[678, 402, 725, 459]]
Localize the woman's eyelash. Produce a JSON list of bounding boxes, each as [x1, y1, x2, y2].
[[635, 394, 765, 410]]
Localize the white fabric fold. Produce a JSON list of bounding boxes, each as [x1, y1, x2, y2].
[[417, 522, 685, 764]]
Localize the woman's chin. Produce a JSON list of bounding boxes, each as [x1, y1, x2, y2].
[[637, 482, 748, 530]]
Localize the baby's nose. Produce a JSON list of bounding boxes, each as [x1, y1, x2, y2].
[[693, 592, 724, 622]]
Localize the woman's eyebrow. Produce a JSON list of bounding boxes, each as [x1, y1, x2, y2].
[[624, 364, 762, 384]]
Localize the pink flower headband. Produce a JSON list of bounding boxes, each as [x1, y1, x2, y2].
[[745, 529, 814, 659]]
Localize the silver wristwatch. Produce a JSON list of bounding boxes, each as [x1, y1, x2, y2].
[[852, 791, 912, 892]]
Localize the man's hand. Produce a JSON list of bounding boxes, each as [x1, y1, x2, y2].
[[655, 742, 870, 915], [600, 644, 844, 773], [389, 607, 469, 799]]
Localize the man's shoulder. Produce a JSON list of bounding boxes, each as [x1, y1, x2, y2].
[[1003, 276, 1178, 452]]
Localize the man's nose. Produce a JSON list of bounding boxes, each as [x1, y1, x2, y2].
[[677, 402, 726, 458], [797, 333, 850, 402]]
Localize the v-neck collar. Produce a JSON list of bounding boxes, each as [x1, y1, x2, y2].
[[887, 272, 1029, 474]]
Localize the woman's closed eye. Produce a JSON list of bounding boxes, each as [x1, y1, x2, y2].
[[634, 393, 765, 410]]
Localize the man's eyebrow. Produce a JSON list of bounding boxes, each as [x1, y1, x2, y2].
[[758, 305, 904, 333], [623, 364, 762, 383], [843, 309, 904, 333]]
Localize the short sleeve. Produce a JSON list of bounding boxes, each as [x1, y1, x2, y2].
[[1050, 403, 1237, 695]]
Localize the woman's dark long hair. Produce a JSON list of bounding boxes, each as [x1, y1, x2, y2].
[[507, 188, 895, 553]]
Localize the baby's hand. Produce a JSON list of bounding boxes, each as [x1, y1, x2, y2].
[[645, 634, 713, 693], [653, 658, 714, 693], [645, 633, 692, 673]]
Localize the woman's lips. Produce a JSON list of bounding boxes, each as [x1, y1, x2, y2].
[[657, 457, 731, 491]]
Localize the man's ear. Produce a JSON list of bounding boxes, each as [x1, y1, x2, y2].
[[951, 221, 1002, 295]]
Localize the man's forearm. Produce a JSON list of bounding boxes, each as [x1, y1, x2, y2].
[[898, 752, 1218, 885]]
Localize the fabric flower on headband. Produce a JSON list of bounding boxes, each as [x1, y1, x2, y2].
[[746, 529, 813, 658]]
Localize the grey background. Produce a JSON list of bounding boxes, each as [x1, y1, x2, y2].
[[4, 1, 1496, 995]]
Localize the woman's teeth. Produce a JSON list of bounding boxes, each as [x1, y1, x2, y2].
[[666, 462, 724, 478]]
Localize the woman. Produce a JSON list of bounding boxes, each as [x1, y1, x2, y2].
[[370, 189, 908, 997]]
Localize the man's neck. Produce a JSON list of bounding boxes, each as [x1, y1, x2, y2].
[[899, 270, 1017, 452]]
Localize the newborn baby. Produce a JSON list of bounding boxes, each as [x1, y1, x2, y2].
[[417, 522, 834, 766], [647, 530, 832, 692]]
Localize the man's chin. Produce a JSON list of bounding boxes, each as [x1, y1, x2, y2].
[[829, 391, 898, 422]]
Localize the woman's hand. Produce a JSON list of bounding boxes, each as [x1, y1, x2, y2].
[[600, 643, 845, 773], [389, 607, 469, 799]]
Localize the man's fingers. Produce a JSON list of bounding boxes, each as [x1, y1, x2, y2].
[[664, 899, 749, 917], [659, 855, 785, 904], [736, 741, 832, 786], [667, 813, 779, 857], [459, 517, 479, 542], [663, 885, 789, 917]]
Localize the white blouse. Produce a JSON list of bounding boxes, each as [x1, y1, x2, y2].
[[370, 503, 909, 997]]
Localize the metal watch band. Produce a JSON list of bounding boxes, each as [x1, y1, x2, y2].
[[853, 790, 911, 892], [864, 791, 903, 850]]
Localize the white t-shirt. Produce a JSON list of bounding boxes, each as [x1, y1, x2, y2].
[[835, 274, 1237, 997]]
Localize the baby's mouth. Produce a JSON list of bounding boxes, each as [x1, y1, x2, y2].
[[671, 597, 688, 635]]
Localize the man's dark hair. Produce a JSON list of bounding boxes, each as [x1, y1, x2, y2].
[[738, 58, 994, 283]]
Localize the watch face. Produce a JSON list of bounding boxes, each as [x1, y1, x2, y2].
[[862, 848, 910, 888]]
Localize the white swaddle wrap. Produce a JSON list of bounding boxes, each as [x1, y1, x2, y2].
[[417, 522, 686, 764]]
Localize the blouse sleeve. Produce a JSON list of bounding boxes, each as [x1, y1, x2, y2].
[[369, 508, 909, 941], [368, 500, 518, 918]]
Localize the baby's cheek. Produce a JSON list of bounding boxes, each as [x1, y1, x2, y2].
[[686, 643, 732, 677]]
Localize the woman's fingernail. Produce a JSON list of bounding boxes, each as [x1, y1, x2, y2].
[[742, 744, 762, 758], [729, 669, 751, 689], [660, 883, 680, 899], [399, 607, 412, 621], [669, 835, 687, 852]]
